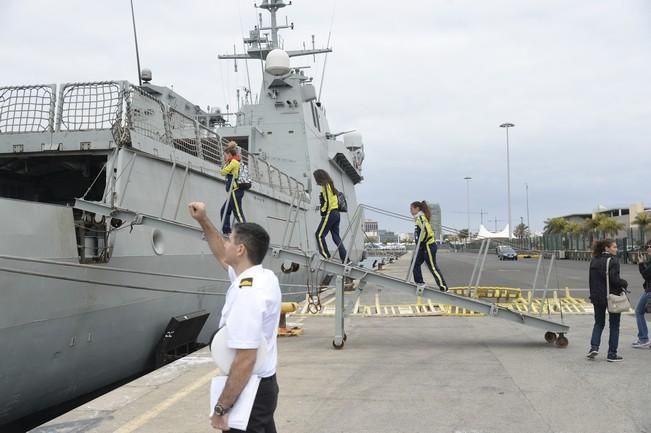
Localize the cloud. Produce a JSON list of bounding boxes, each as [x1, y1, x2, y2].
[[2, 0, 649, 234]]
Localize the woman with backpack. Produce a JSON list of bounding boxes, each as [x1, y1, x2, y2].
[[313, 169, 347, 263], [632, 241, 651, 349], [220, 145, 246, 235], [409, 200, 448, 294], [587, 239, 628, 362]]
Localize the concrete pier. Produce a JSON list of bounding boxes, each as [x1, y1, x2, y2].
[[32, 252, 650, 433]]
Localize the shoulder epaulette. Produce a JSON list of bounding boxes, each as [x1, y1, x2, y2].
[[239, 277, 253, 288]]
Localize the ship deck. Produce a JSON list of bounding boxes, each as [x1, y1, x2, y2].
[[31, 252, 650, 433]]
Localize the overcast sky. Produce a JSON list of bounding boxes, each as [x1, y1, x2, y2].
[[2, 0, 650, 234]]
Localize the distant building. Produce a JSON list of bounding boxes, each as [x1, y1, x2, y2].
[[363, 219, 378, 241], [378, 229, 398, 243], [428, 202, 442, 240], [555, 202, 650, 239], [399, 232, 414, 243]]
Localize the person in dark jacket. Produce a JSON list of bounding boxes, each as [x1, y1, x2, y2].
[[632, 241, 651, 348], [587, 239, 628, 362]]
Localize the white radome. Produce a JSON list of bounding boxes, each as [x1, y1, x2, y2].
[[210, 327, 268, 375], [265, 49, 290, 76]]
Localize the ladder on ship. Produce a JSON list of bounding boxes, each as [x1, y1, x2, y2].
[[75, 199, 571, 350]]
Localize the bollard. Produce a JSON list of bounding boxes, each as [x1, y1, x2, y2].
[[278, 302, 303, 336]]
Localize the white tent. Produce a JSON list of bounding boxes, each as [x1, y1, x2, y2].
[[477, 224, 510, 239]]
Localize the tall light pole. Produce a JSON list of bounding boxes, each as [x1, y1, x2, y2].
[[464, 176, 472, 239], [525, 183, 530, 230], [500, 123, 515, 239]]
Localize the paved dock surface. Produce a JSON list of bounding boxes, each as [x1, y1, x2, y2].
[[32, 252, 651, 433]]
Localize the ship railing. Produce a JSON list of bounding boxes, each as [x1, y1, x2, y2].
[[0, 84, 57, 133], [127, 85, 169, 145], [217, 137, 306, 199], [57, 81, 128, 132], [0, 81, 306, 200]]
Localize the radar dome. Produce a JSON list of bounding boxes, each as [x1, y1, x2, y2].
[[141, 68, 152, 83], [265, 49, 290, 76], [344, 132, 364, 150]]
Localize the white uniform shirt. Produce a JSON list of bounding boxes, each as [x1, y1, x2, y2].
[[219, 264, 281, 378]]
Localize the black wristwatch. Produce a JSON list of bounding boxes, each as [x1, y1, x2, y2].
[[214, 403, 229, 417]]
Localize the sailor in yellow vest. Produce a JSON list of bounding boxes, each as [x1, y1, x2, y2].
[[313, 169, 347, 262], [220, 146, 246, 235], [410, 200, 448, 294]]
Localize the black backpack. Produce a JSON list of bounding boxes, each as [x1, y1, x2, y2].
[[337, 191, 348, 212]]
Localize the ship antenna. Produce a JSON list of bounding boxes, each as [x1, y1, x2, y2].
[[129, 0, 143, 86], [318, 1, 337, 101], [236, 1, 254, 100]]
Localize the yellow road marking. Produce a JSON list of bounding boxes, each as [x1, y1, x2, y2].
[[112, 369, 217, 433]]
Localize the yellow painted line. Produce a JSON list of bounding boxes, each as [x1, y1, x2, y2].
[[112, 369, 217, 433]]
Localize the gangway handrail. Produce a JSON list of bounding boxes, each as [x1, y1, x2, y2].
[[74, 198, 570, 350]]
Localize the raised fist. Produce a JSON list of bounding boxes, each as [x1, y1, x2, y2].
[[188, 202, 207, 222]]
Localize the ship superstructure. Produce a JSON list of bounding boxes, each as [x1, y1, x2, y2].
[[0, 0, 365, 425]]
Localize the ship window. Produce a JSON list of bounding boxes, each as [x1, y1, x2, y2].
[[310, 102, 320, 132]]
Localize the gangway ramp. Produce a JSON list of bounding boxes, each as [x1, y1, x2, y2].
[[271, 247, 570, 349], [75, 199, 570, 351]]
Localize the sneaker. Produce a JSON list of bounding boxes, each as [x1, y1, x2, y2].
[[632, 340, 651, 349], [607, 354, 623, 362], [416, 284, 425, 296], [586, 349, 598, 359]]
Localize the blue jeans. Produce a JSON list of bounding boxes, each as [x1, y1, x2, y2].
[[590, 303, 621, 356], [635, 292, 651, 343]]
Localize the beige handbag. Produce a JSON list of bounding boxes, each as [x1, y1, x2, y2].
[[606, 257, 631, 313]]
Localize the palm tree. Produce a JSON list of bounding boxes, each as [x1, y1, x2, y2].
[[598, 216, 625, 238], [565, 221, 584, 250], [633, 212, 651, 244], [514, 223, 529, 248], [544, 217, 569, 250], [543, 217, 568, 235], [584, 214, 608, 241]]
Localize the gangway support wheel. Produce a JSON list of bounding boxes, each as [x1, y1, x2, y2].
[[332, 339, 345, 349], [544, 331, 557, 344], [555, 333, 569, 348]]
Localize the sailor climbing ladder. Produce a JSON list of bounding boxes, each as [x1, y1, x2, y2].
[[74, 198, 570, 351]]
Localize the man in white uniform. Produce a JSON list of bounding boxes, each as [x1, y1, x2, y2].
[[189, 202, 281, 433]]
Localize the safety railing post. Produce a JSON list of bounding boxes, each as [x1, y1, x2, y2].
[[405, 234, 423, 283], [473, 239, 491, 297], [539, 254, 555, 317], [528, 253, 544, 312], [468, 239, 487, 293]]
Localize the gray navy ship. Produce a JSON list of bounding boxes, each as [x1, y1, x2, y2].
[[0, 0, 364, 425]]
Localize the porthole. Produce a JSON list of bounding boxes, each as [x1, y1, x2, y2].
[[152, 229, 165, 255]]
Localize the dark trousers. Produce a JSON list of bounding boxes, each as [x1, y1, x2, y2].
[[229, 375, 279, 433], [220, 189, 245, 234], [413, 243, 447, 290], [590, 303, 621, 355], [315, 210, 347, 262]]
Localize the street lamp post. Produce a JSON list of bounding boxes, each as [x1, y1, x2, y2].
[[525, 183, 530, 229], [500, 123, 515, 240], [464, 176, 472, 242]]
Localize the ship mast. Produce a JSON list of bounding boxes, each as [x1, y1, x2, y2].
[[218, 0, 331, 61]]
